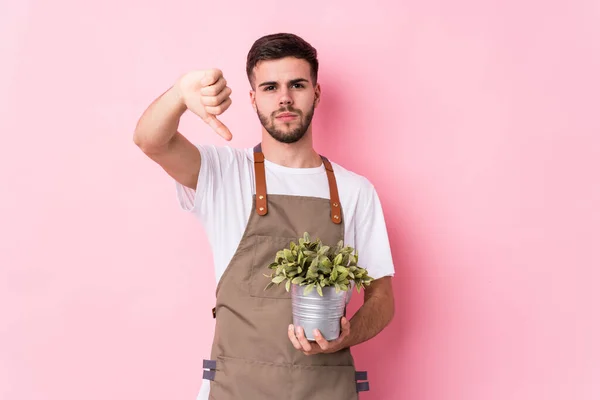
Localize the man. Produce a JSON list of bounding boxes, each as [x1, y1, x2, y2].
[[134, 33, 395, 399]]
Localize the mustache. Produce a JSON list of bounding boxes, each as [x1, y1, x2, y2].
[[272, 107, 302, 117]]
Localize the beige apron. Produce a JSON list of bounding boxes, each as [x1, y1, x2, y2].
[[203, 144, 370, 399]]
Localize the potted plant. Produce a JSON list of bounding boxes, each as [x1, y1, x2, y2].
[[265, 232, 374, 341]]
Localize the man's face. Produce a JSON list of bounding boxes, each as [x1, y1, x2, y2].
[[250, 57, 320, 144]]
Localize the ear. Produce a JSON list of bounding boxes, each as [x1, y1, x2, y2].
[[313, 83, 322, 108], [249, 90, 257, 111]]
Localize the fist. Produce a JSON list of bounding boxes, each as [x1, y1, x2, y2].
[[176, 69, 233, 140]]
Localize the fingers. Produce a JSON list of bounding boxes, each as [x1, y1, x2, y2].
[[205, 97, 232, 116], [202, 86, 232, 108], [313, 329, 331, 351], [295, 326, 313, 352], [192, 70, 233, 140], [200, 69, 223, 87], [204, 114, 232, 141], [340, 317, 351, 338], [200, 76, 227, 96], [288, 324, 303, 351]]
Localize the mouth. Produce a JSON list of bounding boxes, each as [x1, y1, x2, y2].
[[276, 112, 299, 122]]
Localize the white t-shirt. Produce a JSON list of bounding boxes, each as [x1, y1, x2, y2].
[[176, 145, 395, 283], [175, 145, 395, 400]]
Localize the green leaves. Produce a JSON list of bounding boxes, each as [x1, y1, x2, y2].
[[264, 232, 374, 296]]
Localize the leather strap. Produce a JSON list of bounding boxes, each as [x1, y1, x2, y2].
[[356, 381, 370, 392], [253, 148, 268, 216], [321, 156, 342, 224]]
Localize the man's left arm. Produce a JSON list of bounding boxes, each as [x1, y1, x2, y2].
[[339, 276, 395, 348], [289, 276, 395, 355]]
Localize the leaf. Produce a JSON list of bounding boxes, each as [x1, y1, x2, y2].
[[331, 269, 338, 281], [320, 257, 332, 269], [317, 245, 330, 256], [284, 249, 294, 262], [272, 276, 286, 284], [342, 254, 350, 266], [292, 276, 305, 285], [316, 284, 323, 297], [309, 257, 319, 270], [285, 279, 291, 292], [304, 283, 315, 295], [334, 253, 343, 265]]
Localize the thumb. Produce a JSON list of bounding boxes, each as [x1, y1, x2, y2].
[[205, 114, 232, 141], [341, 317, 351, 333]]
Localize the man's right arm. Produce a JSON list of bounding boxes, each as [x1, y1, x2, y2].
[[133, 70, 233, 190]]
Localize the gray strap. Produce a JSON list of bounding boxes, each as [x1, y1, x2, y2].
[[203, 359, 217, 370], [356, 382, 370, 392], [355, 371, 368, 381], [203, 370, 216, 381]]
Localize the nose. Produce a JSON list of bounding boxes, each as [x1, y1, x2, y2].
[[279, 88, 293, 106]]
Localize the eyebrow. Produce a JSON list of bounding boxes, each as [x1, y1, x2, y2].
[[258, 78, 310, 88]]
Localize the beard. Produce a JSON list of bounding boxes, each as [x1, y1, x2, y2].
[[257, 103, 315, 144]]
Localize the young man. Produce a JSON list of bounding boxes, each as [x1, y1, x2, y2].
[[134, 33, 395, 399]]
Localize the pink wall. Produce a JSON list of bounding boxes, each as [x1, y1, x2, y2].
[[2, 0, 599, 399]]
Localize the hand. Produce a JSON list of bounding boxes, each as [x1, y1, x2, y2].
[[288, 317, 351, 356], [176, 69, 233, 140]]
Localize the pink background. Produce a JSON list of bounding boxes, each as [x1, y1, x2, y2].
[[2, 0, 599, 399]]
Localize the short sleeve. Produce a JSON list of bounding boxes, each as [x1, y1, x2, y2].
[[354, 182, 395, 280], [175, 145, 231, 219]]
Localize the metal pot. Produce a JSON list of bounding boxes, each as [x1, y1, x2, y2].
[[291, 283, 347, 341]]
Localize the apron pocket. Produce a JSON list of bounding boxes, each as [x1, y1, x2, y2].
[[209, 356, 291, 400], [292, 364, 358, 400], [249, 235, 298, 299]]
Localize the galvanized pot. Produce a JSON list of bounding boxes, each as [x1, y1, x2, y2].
[[291, 284, 347, 341]]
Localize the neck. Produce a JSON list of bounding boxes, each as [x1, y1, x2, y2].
[[260, 127, 322, 168]]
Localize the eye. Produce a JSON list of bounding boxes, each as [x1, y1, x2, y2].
[[264, 85, 276, 91], [292, 83, 305, 89]]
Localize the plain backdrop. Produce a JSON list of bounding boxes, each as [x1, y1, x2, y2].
[[1, 0, 599, 399]]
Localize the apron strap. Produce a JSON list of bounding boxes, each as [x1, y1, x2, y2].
[[202, 359, 217, 381], [253, 144, 268, 216], [356, 381, 370, 392], [321, 156, 342, 224], [253, 143, 342, 224], [355, 370, 370, 392]]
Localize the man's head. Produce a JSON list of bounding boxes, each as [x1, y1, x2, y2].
[[247, 33, 321, 144]]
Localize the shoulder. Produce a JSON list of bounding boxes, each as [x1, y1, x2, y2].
[[329, 159, 375, 194]]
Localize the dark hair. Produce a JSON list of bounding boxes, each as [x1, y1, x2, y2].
[[246, 33, 319, 89]]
